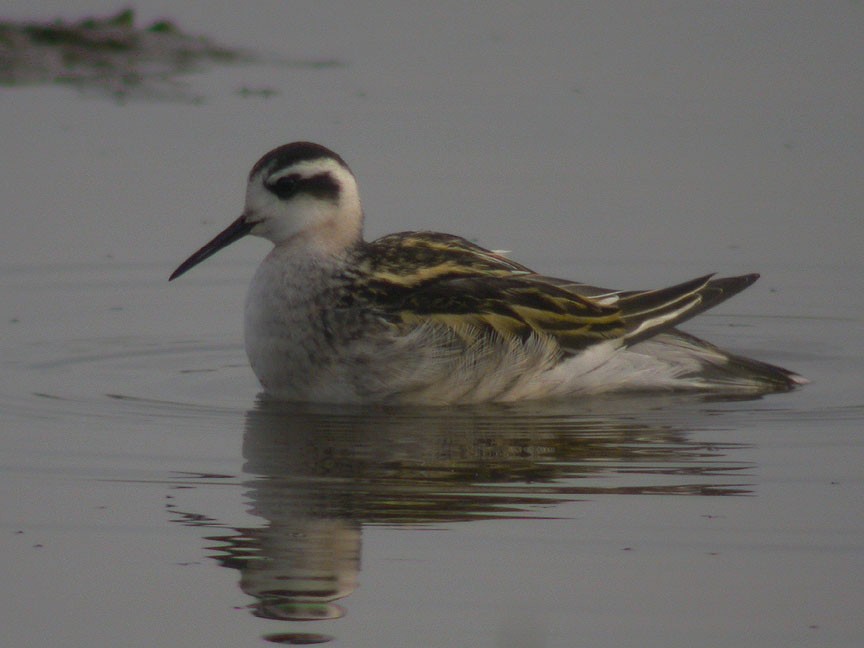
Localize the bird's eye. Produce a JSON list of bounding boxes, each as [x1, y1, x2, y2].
[[267, 174, 301, 200]]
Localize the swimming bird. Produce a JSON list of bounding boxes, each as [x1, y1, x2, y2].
[[169, 142, 805, 404]]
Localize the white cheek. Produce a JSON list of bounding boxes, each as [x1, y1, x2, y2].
[[248, 194, 341, 245]]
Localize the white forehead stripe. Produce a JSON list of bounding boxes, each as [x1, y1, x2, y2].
[[266, 158, 346, 183]]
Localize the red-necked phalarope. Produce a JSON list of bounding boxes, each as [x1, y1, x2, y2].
[[169, 141, 806, 404]]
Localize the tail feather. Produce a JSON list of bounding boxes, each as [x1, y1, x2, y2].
[[639, 330, 809, 392]]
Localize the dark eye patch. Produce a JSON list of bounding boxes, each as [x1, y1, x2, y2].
[[267, 174, 301, 200], [265, 172, 340, 203], [302, 172, 340, 202]]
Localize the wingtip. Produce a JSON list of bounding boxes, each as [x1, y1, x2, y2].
[[706, 272, 761, 296]]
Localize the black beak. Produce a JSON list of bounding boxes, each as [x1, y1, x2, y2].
[[169, 214, 254, 281]]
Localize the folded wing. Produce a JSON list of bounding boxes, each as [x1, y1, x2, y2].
[[363, 232, 758, 355]]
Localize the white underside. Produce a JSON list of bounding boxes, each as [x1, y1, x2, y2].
[[248, 317, 788, 405]]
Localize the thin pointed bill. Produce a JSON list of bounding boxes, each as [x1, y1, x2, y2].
[[169, 214, 254, 281]]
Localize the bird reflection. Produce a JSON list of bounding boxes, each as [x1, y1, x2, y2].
[[169, 394, 755, 643]]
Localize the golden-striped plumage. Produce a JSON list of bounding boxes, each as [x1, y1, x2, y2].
[[352, 231, 749, 354]]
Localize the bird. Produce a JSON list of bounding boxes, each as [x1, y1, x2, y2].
[[169, 141, 806, 404]]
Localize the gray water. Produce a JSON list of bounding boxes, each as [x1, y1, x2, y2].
[[2, 3, 862, 647]]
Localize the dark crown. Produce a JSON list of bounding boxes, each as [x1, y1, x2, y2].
[[249, 141, 351, 181]]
